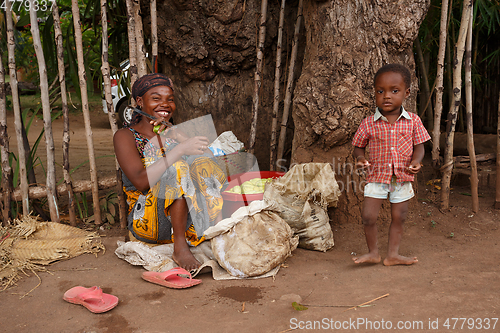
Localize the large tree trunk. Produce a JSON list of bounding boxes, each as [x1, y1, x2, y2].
[[290, 0, 430, 224]]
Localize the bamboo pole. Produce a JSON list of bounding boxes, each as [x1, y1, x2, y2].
[[415, 38, 433, 130], [0, 44, 12, 225], [101, 0, 128, 228], [53, 4, 76, 225], [30, 5, 59, 222], [72, 0, 102, 225], [496, 91, 500, 209], [248, 0, 268, 154], [133, 0, 148, 76], [6, 6, 29, 217], [441, 0, 472, 211], [151, 0, 158, 73], [432, 0, 451, 171], [269, 0, 286, 171], [276, 0, 303, 164], [465, 6, 478, 213], [125, 0, 139, 92]]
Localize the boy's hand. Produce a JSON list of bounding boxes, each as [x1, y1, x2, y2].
[[355, 156, 371, 170], [408, 161, 422, 174]]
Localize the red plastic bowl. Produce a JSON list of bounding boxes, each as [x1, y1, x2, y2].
[[221, 171, 285, 218]]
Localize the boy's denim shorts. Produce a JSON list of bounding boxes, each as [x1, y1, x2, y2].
[[364, 179, 414, 204]]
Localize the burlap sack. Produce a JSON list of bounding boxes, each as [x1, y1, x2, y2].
[[211, 210, 298, 278], [263, 163, 340, 252]]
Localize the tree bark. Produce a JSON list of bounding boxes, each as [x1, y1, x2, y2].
[[248, 0, 268, 154], [53, 4, 76, 226], [0, 43, 12, 225], [441, 0, 472, 211], [290, 0, 429, 224], [465, 7, 478, 213], [6, 6, 29, 217], [432, 0, 451, 171], [269, 0, 286, 171], [101, 0, 128, 228], [276, 0, 303, 166], [72, 0, 102, 224]]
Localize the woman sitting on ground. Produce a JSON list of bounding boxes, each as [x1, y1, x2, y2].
[[113, 73, 227, 271]]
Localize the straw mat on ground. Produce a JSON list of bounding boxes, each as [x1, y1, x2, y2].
[[0, 215, 104, 290]]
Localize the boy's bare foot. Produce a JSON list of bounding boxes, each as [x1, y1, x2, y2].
[[173, 247, 201, 272], [383, 255, 418, 266], [352, 253, 381, 264]]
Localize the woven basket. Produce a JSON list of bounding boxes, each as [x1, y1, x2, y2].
[[215, 151, 257, 177]]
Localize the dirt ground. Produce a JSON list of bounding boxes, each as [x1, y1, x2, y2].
[[1, 108, 499, 333]]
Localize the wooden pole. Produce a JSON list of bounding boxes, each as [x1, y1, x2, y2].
[[0, 177, 118, 202], [31, 5, 60, 222], [248, 0, 268, 154], [276, 0, 303, 164], [441, 0, 472, 211], [465, 6, 478, 213], [269, 0, 286, 171], [6, 6, 29, 217], [151, 0, 158, 73], [101, 0, 128, 228], [133, 0, 148, 77], [496, 91, 500, 209], [431, 0, 450, 171], [0, 43, 12, 225], [125, 0, 139, 92], [53, 4, 76, 225], [415, 38, 433, 130], [72, 0, 102, 225]]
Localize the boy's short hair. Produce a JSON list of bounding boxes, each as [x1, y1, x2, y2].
[[374, 64, 411, 89]]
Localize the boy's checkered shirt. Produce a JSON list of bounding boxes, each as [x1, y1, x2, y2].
[[352, 107, 431, 184]]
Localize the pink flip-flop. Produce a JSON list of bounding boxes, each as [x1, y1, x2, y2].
[[63, 286, 118, 313], [142, 267, 202, 289]]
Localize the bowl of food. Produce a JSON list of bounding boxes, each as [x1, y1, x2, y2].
[[221, 171, 285, 218]]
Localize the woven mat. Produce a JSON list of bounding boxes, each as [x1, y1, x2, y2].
[[0, 215, 104, 290]]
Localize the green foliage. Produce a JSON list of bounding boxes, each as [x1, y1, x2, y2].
[[86, 191, 118, 224], [416, 0, 500, 132], [292, 302, 308, 311]]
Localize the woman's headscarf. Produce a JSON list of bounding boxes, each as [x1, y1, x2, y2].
[[127, 73, 174, 126], [131, 73, 174, 101]]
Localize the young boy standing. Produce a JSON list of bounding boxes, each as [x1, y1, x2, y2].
[[351, 64, 430, 266]]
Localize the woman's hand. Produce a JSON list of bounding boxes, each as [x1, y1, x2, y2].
[[150, 117, 173, 134], [176, 136, 210, 155]]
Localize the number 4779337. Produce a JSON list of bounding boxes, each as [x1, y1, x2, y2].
[[1, 0, 56, 12]]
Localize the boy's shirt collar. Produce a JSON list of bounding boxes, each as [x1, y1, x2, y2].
[[374, 106, 411, 122]]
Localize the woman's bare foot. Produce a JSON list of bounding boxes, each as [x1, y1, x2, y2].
[[172, 247, 201, 271], [383, 255, 418, 266], [352, 252, 381, 264]]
